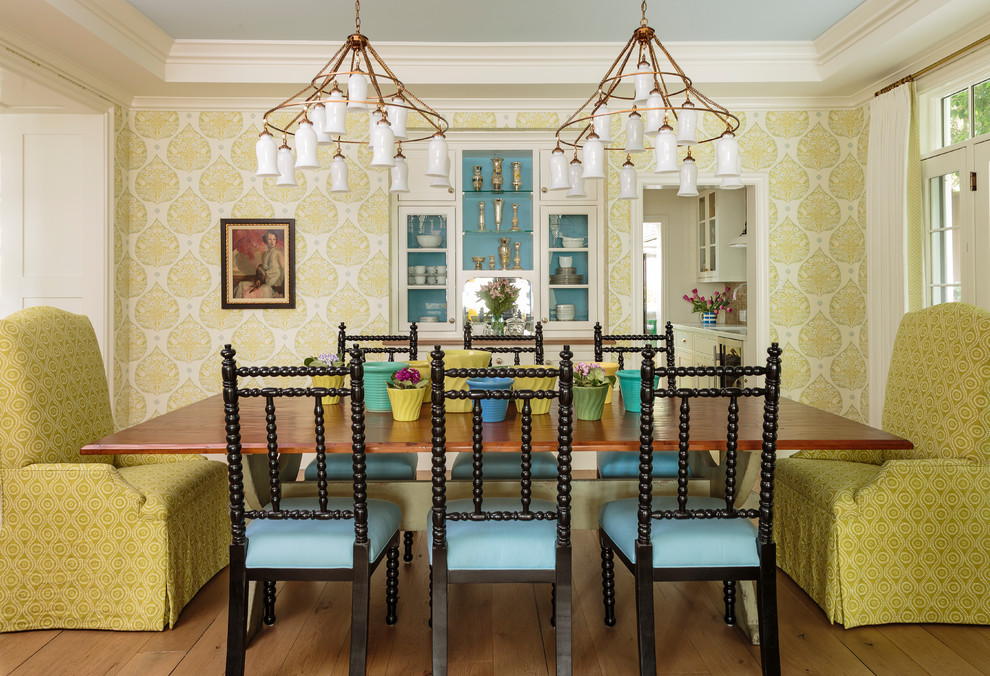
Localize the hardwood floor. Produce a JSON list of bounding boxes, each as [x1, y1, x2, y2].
[[2, 530, 988, 676]]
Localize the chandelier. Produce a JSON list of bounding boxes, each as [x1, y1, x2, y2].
[[552, 1, 741, 201], [254, 1, 450, 193]]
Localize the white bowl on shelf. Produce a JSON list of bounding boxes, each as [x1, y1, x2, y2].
[[558, 256, 573, 268], [560, 236, 586, 249], [416, 234, 442, 247]]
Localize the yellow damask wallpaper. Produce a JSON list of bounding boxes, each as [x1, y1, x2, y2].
[[114, 106, 869, 426]]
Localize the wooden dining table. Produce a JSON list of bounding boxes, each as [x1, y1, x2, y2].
[[82, 392, 911, 643]]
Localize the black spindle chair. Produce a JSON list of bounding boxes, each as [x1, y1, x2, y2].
[[452, 321, 557, 480], [222, 345, 402, 676], [302, 322, 420, 561], [429, 346, 574, 676], [597, 344, 783, 676], [595, 322, 680, 479]]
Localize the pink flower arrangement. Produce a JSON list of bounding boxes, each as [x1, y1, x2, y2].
[[574, 361, 609, 388], [476, 278, 520, 318], [683, 287, 733, 315], [388, 366, 425, 389]]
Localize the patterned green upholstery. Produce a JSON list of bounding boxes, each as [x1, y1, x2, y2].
[[776, 303, 990, 627], [0, 307, 228, 631]]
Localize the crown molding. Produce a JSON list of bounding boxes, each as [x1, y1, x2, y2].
[[165, 39, 822, 87]]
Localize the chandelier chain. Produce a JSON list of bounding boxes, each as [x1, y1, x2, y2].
[[355, 0, 361, 33]]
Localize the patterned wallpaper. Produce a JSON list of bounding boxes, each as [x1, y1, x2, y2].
[[113, 105, 869, 427]]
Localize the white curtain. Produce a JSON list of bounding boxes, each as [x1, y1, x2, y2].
[[866, 85, 915, 426]]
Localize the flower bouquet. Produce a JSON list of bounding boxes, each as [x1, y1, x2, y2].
[[386, 366, 426, 421], [305, 352, 345, 406], [476, 278, 519, 335], [683, 287, 733, 325]]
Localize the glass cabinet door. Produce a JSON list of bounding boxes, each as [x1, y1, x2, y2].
[[540, 204, 598, 330], [398, 205, 456, 332]]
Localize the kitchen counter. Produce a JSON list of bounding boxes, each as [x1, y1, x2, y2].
[[672, 323, 748, 340]]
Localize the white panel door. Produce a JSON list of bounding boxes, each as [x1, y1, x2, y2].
[[0, 114, 110, 363], [974, 139, 990, 310]]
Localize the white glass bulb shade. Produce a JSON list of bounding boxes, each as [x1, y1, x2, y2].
[[430, 171, 451, 189], [389, 154, 409, 193], [309, 104, 332, 144], [347, 71, 368, 111], [618, 160, 638, 200], [329, 153, 350, 192], [425, 135, 448, 177], [370, 119, 396, 168], [644, 91, 664, 136], [677, 157, 699, 197], [653, 126, 678, 174], [566, 160, 586, 199], [387, 96, 408, 140], [625, 113, 645, 153], [676, 103, 698, 146], [715, 132, 740, 178], [324, 89, 347, 135], [294, 120, 320, 169], [548, 148, 570, 190], [592, 101, 611, 142], [582, 135, 606, 180], [367, 109, 382, 149], [721, 155, 744, 189], [633, 62, 653, 106], [255, 132, 279, 176], [276, 145, 297, 186]]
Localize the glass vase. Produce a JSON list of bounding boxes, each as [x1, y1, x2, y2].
[[489, 315, 505, 335]]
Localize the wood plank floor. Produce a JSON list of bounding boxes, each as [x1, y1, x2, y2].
[[2, 530, 988, 676]]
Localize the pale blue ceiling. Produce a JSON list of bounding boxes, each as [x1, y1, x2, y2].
[[127, 0, 866, 42]]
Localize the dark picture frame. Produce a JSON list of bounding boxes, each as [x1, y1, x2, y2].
[[220, 218, 296, 309]]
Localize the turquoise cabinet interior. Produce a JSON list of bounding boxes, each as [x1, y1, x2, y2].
[[546, 212, 591, 323], [404, 211, 450, 325]]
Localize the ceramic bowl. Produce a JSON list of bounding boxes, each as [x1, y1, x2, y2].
[[560, 236, 585, 248], [558, 256, 573, 268], [416, 234, 442, 247]]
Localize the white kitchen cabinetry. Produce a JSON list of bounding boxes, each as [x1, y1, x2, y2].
[[696, 189, 746, 283]]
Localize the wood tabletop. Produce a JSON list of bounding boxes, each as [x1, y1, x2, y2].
[[82, 394, 913, 456]]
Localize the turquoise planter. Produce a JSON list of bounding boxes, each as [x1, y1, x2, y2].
[[616, 369, 661, 413], [466, 376, 514, 422], [363, 361, 407, 412]]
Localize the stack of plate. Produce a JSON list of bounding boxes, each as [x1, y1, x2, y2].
[[548, 266, 584, 285]]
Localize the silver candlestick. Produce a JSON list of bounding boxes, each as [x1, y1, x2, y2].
[[493, 199, 504, 232]]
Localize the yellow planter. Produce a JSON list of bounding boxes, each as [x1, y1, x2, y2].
[[513, 375, 558, 415], [386, 387, 425, 421], [599, 362, 620, 404], [312, 374, 344, 406], [406, 359, 431, 391], [442, 350, 492, 413]]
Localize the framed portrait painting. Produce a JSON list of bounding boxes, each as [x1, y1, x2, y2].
[[220, 218, 296, 309]]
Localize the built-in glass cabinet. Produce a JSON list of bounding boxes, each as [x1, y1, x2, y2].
[[393, 140, 603, 337]]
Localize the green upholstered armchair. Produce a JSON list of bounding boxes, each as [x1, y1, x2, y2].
[[775, 303, 990, 628], [0, 307, 228, 631]]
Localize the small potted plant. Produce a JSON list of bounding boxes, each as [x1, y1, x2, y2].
[[386, 366, 427, 421], [683, 286, 733, 326], [304, 352, 345, 406], [572, 361, 610, 421]]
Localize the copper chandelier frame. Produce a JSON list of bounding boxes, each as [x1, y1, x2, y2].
[[555, 0, 740, 152], [260, 0, 448, 147]]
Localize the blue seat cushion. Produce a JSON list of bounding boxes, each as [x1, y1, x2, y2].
[[451, 451, 557, 479], [428, 498, 559, 571], [304, 452, 418, 481], [597, 451, 683, 478], [245, 497, 401, 569], [599, 497, 758, 568]]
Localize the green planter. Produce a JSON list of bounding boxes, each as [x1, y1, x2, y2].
[[573, 384, 608, 421]]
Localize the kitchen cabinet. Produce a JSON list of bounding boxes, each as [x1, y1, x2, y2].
[[696, 189, 746, 283], [673, 325, 747, 388]]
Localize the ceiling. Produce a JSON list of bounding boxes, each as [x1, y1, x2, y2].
[[125, 0, 866, 43], [0, 0, 989, 113]]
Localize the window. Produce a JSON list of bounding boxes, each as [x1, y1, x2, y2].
[[940, 77, 990, 147], [920, 66, 990, 310]]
